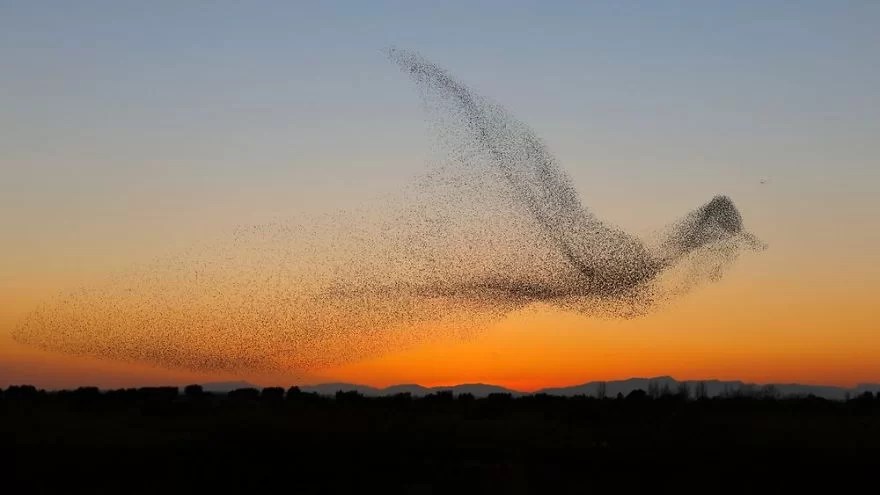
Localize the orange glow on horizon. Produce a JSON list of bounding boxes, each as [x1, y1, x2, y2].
[[3, 242, 879, 391]]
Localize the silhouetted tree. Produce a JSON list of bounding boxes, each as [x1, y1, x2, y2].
[[73, 386, 101, 398], [759, 385, 778, 400], [596, 382, 607, 400], [105, 388, 138, 401], [67, 387, 101, 408], [184, 384, 204, 397], [488, 392, 512, 402], [229, 388, 260, 401], [737, 384, 756, 398], [261, 387, 285, 402], [5, 385, 39, 399], [626, 389, 648, 401], [286, 387, 322, 404], [695, 381, 708, 400], [427, 390, 454, 402], [335, 390, 363, 402], [286, 386, 302, 400], [677, 382, 690, 400], [138, 387, 179, 401]]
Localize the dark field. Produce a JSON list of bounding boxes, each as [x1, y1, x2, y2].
[[5, 385, 880, 492]]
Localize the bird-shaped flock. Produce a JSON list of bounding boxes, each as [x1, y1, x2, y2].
[[14, 50, 764, 373]]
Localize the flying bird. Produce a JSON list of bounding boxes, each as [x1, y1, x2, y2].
[[387, 48, 764, 305]]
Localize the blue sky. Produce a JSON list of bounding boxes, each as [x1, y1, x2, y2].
[[2, 0, 878, 285]]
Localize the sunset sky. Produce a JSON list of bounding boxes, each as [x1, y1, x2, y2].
[[2, 1, 879, 390]]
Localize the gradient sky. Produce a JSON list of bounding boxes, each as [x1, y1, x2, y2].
[[2, 1, 879, 390]]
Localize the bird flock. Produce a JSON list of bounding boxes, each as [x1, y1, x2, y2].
[[14, 49, 764, 374]]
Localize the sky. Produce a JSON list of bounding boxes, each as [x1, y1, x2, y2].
[[2, 1, 879, 390]]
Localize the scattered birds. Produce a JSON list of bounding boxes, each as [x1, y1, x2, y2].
[[14, 49, 764, 374]]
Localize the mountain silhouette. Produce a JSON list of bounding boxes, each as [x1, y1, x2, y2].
[[288, 376, 880, 400]]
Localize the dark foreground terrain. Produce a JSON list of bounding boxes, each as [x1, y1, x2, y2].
[[4, 385, 880, 492]]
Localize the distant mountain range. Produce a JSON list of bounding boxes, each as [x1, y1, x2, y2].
[[200, 377, 880, 400]]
